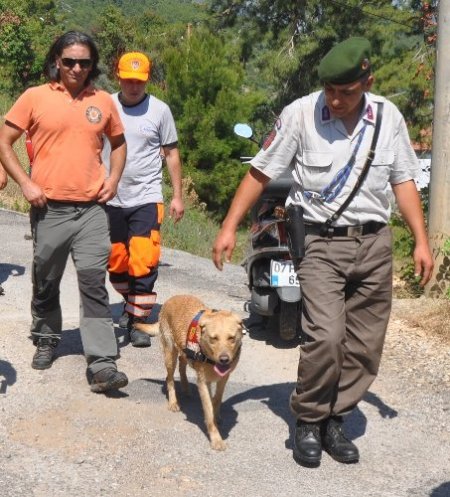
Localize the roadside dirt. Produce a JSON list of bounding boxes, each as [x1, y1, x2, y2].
[[1, 209, 449, 497]]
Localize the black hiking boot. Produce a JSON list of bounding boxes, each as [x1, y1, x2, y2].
[[128, 317, 152, 347], [32, 338, 58, 370], [321, 416, 359, 464], [90, 368, 128, 393], [293, 421, 322, 467], [118, 302, 130, 329]]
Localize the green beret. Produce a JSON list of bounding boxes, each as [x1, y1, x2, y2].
[[318, 37, 372, 84]]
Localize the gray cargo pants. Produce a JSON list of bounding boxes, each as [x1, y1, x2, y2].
[[290, 226, 393, 422], [30, 201, 118, 374]]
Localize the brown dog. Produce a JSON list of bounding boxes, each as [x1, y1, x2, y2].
[[147, 295, 243, 450]]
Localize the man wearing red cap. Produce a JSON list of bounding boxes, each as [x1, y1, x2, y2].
[[103, 51, 184, 347]]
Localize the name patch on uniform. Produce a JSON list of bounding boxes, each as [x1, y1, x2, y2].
[[322, 106, 331, 122], [86, 106, 102, 124]]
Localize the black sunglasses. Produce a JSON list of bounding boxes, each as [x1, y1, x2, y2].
[[60, 57, 92, 69]]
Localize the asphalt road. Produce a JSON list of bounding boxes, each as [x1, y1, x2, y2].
[[0, 208, 449, 497]]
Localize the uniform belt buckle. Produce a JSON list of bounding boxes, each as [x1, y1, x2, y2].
[[347, 225, 364, 236]]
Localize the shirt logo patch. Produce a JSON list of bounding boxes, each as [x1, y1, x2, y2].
[[139, 124, 154, 135], [366, 104, 373, 120], [85, 106, 102, 124]]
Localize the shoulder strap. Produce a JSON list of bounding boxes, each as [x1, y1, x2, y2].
[[320, 102, 384, 236]]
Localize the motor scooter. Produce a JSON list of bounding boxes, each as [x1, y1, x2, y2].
[[234, 123, 301, 341]]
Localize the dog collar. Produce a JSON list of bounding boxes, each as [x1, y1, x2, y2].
[[183, 310, 236, 377]]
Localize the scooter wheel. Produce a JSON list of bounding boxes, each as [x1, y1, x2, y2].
[[279, 301, 299, 341]]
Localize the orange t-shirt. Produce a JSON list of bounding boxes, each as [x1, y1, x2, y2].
[[5, 82, 124, 201]]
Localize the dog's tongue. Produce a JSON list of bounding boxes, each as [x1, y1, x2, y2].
[[214, 364, 231, 377]]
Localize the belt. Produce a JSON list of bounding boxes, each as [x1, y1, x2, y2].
[[305, 221, 386, 237], [46, 200, 98, 207]]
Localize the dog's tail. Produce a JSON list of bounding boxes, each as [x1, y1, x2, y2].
[[133, 322, 160, 336]]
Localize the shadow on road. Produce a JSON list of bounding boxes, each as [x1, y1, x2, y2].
[[430, 482, 450, 497], [0, 263, 26, 286], [54, 324, 132, 359], [138, 378, 397, 451], [0, 359, 17, 394]]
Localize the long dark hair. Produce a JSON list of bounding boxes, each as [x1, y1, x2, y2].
[[43, 31, 101, 85]]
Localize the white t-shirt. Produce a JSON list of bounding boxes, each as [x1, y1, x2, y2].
[[250, 91, 419, 225], [103, 93, 178, 208]]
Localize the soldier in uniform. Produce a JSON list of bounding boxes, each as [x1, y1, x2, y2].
[[212, 37, 433, 466]]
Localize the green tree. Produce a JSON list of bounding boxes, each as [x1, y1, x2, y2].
[[153, 27, 265, 218], [209, 0, 435, 143], [91, 5, 136, 82], [0, 0, 60, 96]]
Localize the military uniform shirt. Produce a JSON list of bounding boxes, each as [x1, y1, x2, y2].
[[250, 90, 419, 225]]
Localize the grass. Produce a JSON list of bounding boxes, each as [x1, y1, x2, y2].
[[161, 177, 248, 264], [403, 299, 450, 344], [0, 140, 30, 213], [0, 95, 31, 212]]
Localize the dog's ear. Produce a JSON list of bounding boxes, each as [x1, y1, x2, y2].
[[198, 312, 211, 329]]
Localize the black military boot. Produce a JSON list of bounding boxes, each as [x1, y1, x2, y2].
[[293, 421, 322, 467], [322, 416, 359, 463], [128, 316, 152, 348], [32, 338, 58, 370]]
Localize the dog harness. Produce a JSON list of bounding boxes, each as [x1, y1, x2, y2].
[[183, 310, 240, 377]]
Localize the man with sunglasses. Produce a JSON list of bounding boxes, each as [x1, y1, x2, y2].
[[213, 37, 433, 466], [0, 31, 129, 394], [102, 51, 184, 347]]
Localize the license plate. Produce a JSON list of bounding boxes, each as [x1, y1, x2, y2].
[[270, 260, 299, 287]]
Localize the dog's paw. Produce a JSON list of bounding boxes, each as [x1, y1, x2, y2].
[[168, 402, 180, 412], [210, 438, 227, 451]]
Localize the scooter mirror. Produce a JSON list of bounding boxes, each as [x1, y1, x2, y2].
[[233, 123, 253, 139]]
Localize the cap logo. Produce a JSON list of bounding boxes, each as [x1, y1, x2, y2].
[[131, 60, 141, 70], [361, 58, 370, 71]]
